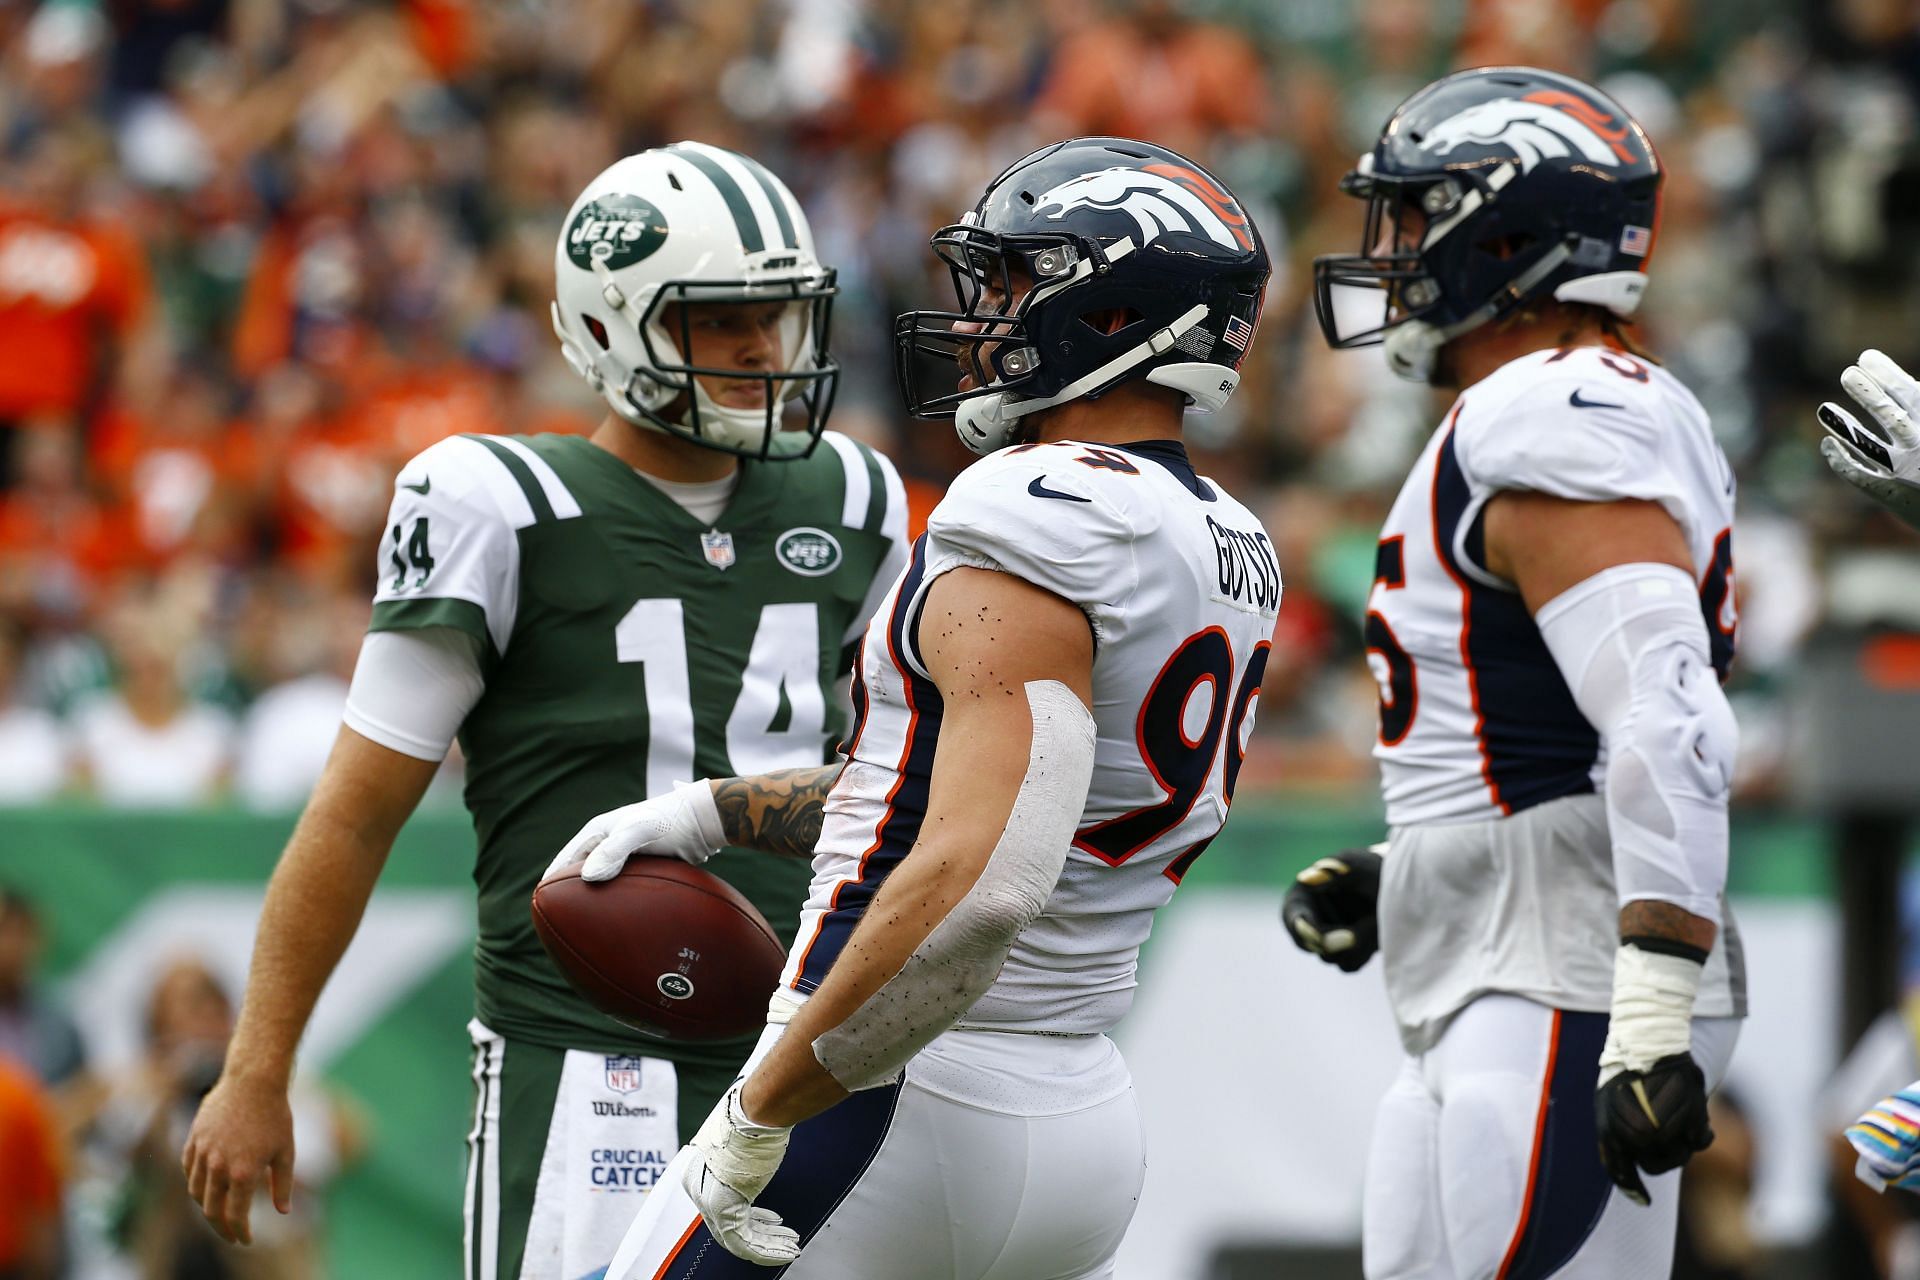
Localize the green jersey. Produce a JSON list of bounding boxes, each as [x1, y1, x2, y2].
[[367, 430, 907, 1060]]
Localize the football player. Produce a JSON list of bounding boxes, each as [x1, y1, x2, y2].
[[1819, 349, 1920, 531], [1289, 68, 1746, 1277], [558, 137, 1278, 1278], [181, 144, 910, 1280]]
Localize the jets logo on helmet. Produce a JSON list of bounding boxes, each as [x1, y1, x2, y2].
[[565, 194, 670, 271], [1032, 163, 1254, 252], [1422, 91, 1643, 174]]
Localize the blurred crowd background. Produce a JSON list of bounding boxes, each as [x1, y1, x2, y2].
[[4, 0, 1920, 1276], [2, 0, 1919, 810]]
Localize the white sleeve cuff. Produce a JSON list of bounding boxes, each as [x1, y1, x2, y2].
[[342, 628, 487, 761]]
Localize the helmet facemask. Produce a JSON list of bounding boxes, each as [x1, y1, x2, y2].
[[560, 264, 839, 462], [895, 225, 1091, 420]]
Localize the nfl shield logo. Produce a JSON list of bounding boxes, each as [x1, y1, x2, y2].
[[701, 529, 736, 570], [605, 1056, 645, 1094]]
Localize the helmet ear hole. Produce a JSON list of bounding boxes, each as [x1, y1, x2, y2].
[[583, 314, 611, 349], [1475, 232, 1536, 262], [1080, 307, 1145, 337]]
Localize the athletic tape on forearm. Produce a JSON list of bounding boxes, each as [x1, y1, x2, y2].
[[1536, 562, 1736, 924], [1599, 942, 1703, 1079], [811, 680, 1096, 1091]]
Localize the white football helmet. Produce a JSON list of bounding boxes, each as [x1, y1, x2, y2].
[[552, 142, 838, 459]]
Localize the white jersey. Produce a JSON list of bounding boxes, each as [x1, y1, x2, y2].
[[1368, 346, 1737, 827], [777, 439, 1281, 1034]]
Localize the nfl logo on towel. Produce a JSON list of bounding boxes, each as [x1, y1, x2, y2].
[[1223, 316, 1255, 352], [701, 529, 736, 570], [1619, 225, 1653, 257], [605, 1056, 644, 1094]]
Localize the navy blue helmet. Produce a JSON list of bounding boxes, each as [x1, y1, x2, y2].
[[1313, 66, 1663, 382], [895, 137, 1270, 453]]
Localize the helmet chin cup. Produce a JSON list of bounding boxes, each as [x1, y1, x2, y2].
[[1384, 320, 1446, 383], [953, 391, 1022, 456]]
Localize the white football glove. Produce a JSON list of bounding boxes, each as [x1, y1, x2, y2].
[[543, 780, 726, 882], [683, 1082, 799, 1266], [1819, 349, 1920, 531]]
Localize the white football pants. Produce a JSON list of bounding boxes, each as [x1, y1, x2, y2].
[[604, 1022, 1146, 1280], [1363, 993, 1739, 1280]]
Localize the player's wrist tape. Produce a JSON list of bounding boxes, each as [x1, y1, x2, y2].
[[679, 779, 727, 856], [691, 1082, 791, 1199], [811, 680, 1096, 1092], [1599, 942, 1702, 1083]]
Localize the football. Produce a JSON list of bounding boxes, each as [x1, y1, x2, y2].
[[530, 858, 786, 1042]]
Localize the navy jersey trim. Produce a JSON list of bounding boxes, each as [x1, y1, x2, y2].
[[794, 538, 944, 992], [654, 1078, 905, 1277], [1699, 527, 1736, 681], [1113, 439, 1216, 501], [1497, 1011, 1613, 1280], [1433, 426, 1599, 816]]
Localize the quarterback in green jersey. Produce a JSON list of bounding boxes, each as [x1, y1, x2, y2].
[[182, 143, 908, 1280]]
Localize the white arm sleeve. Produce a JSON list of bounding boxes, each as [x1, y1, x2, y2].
[[1535, 562, 1737, 927], [341, 627, 487, 762], [809, 680, 1096, 1091]]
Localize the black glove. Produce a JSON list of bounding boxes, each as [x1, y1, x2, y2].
[[1280, 845, 1384, 973], [1595, 1052, 1714, 1206]]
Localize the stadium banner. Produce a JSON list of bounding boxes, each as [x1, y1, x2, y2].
[[0, 803, 1844, 1279]]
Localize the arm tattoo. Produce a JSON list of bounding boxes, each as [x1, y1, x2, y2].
[[711, 764, 843, 859], [1619, 899, 1717, 961]]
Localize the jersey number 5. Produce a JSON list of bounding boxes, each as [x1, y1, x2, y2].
[[1074, 628, 1270, 880], [614, 599, 825, 795], [1365, 536, 1417, 745]]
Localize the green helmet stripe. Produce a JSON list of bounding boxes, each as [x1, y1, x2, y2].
[[666, 145, 764, 254], [733, 153, 799, 249]]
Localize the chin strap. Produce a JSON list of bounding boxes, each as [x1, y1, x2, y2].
[[1385, 240, 1578, 382], [953, 303, 1211, 454]]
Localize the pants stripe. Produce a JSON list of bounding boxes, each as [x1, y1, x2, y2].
[[466, 1030, 504, 1280], [1497, 1010, 1562, 1278], [1496, 1010, 1612, 1280], [658, 1078, 905, 1277]]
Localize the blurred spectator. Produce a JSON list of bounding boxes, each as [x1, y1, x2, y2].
[[0, 617, 67, 803], [0, 886, 86, 1088], [70, 586, 233, 807], [0, 116, 154, 487], [85, 958, 357, 1280], [1674, 1089, 1763, 1280], [1824, 1002, 1920, 1280], [0, 1054, 61, 1280], [232, 586, 364, 811], [1035, 0, 1271, 155]]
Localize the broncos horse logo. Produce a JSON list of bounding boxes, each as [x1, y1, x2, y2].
[[1421, 91, 1644, 174], [1031, 163, 1254, 252]]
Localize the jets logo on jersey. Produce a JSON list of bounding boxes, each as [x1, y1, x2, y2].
[[1423, 90, 1641, 173], [775, 527, 842, 576], [1033, 163, 1254, 252]]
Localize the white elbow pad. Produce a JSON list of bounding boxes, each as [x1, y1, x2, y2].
[[1537, 563, 1737, 930], [810, 680, 1096, 1092]]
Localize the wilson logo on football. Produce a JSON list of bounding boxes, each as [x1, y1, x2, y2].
[[1422, 92, 1643, 173], [1032, 164, 1254, 253]]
